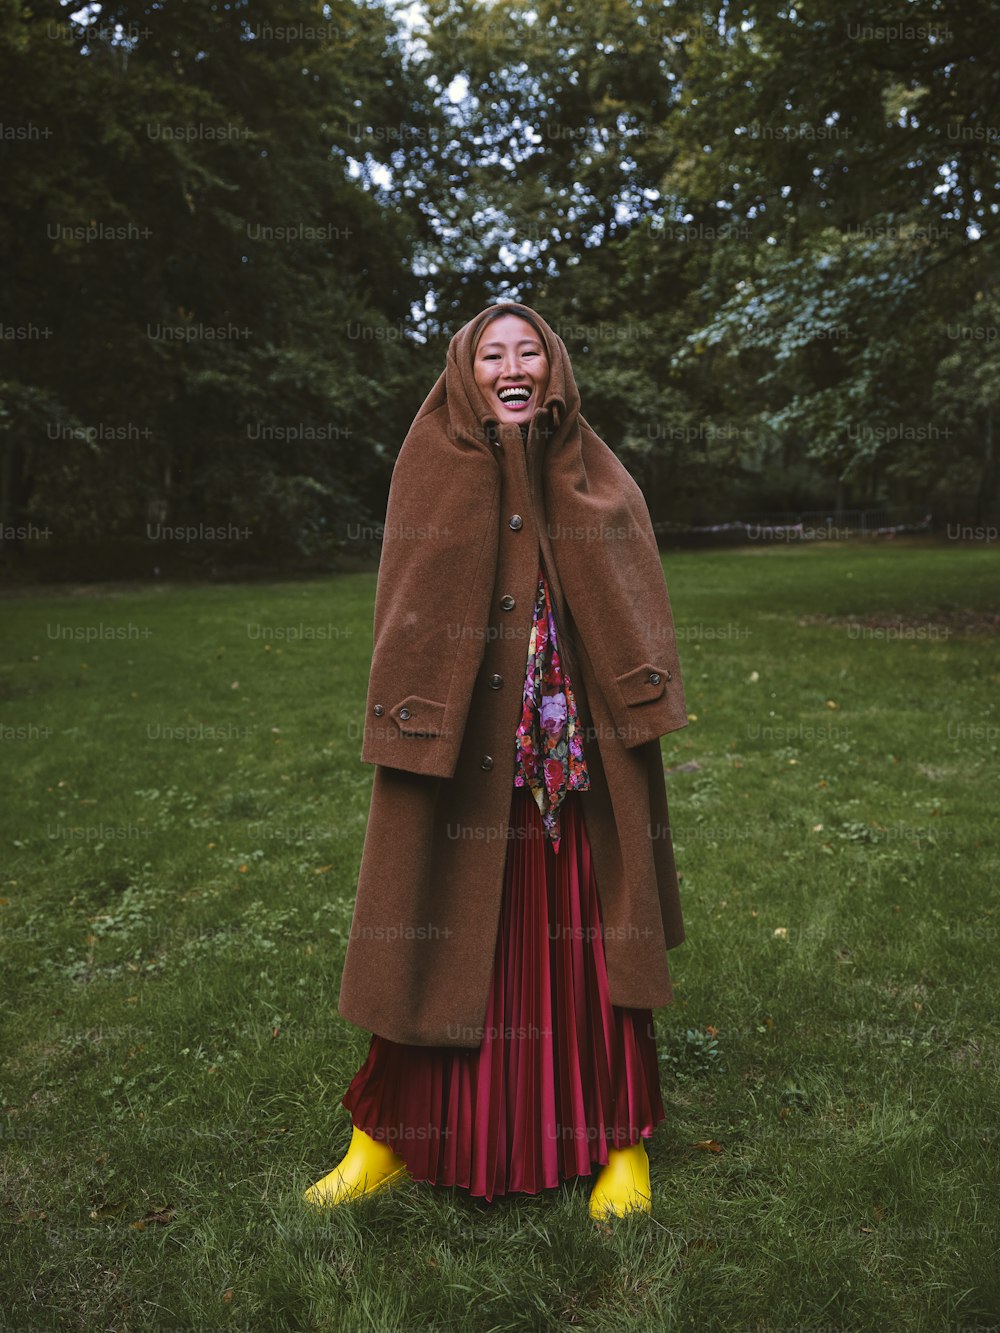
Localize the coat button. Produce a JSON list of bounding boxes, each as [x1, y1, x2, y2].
[[373, 704, 384, 716], [508, 514, 523, 530], [489, 673, 503, 689], [398, 707, 411, 720], [480, 755, 494, 770], [648, 672, 661, 685], [500, 594, 515, 611]]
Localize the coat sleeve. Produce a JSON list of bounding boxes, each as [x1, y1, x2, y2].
[[359, 420, 501, 779], [549, 424, 688, 749]]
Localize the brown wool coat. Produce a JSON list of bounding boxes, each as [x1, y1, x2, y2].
[[337, 302, 688, 1047]]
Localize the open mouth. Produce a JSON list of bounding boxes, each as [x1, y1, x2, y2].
[[497, 385, 533, 409]]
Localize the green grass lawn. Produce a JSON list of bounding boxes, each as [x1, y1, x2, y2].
[[2, 540, 998, 1332]]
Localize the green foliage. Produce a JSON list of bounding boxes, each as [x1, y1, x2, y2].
[[414, 0, 1000, 521], [0, 0, 437, 552], [660, 1026, 725, 1081], [3, 0, 999, 566]]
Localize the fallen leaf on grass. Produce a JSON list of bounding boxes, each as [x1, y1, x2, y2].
[[90, 1200, 128, 1221], [313, 864, 333, 874], [859, 1204, 888, 1233], [691, 1139, 723, 1154], [131, 1205, 175, 1229]]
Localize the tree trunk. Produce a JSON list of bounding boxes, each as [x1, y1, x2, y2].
[[0, 440, 25, 548], [975, 403, 996, 523]]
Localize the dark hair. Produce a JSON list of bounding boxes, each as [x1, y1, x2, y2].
[[471, 305, 547, 356]]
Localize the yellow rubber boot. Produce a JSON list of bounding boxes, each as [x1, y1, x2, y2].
[[588, 1140, 653, 1220], [304, 1124, 408, 1207]]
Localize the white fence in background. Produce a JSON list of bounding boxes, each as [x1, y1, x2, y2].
[[652, 508, 933, 539]]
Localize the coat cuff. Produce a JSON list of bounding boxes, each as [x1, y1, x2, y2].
[[611, 662, 688, 747], [360, 694, 459, 778]]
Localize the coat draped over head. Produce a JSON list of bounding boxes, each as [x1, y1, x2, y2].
[[337, 301, 688, 1048]]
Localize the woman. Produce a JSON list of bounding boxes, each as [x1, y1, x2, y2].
[[304, 302, 688, 1219]]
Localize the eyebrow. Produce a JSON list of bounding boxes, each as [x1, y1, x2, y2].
[[477, 338, 543, 351]]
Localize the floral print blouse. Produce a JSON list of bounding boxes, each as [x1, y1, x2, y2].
[[513, 561, 590, 852]]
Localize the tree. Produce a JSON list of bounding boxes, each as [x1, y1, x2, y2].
[[0, 0, 437, 564]]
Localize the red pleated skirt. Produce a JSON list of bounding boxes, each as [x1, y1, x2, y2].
[[341, 786, 665, 1201]]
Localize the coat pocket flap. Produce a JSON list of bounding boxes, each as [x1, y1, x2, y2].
[[391, 696, 447, 736], [615, 662, 673, 707]]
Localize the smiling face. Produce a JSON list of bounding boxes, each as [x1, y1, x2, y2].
[[472, 314, 550, 424]]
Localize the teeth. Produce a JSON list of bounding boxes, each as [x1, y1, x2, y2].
[[498, 386, 531, 403]]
